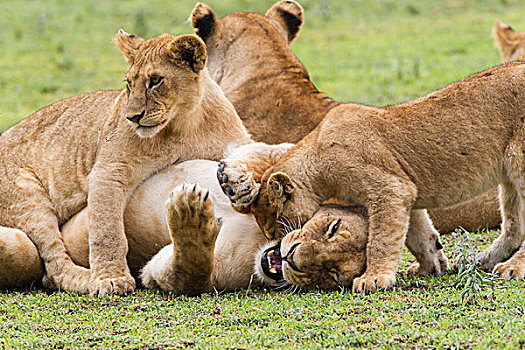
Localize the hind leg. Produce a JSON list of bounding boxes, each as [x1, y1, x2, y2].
[[478, 182, 523, 272], [140, 184, 220, 295], [405, 210, 448, 276], [0, 226, 44, 289], [491, 174, 525, 279]]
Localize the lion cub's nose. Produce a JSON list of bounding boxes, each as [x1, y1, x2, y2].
[[127, 110, 145, 124]]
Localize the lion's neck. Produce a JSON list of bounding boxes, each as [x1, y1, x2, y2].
[[169, 70, 251, 159]]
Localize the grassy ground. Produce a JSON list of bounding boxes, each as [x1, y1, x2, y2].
[[2, 0, 525, 348]]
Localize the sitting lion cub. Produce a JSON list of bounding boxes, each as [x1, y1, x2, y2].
[[0, 31, 250, 296], [219, 62, 525, 292], [493, 20, 525, 63]]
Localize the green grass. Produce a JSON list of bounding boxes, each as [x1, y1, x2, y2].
[[2, 0, 525, 348]]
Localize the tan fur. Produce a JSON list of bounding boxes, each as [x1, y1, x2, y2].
[[493, 20, 525, 63], [220, 63, 525, 292], [0, 158, 283, 295], [0, 31, 250, 295], [191, 1, 501, 234], [0, 227, 44, 289], [191, 1, 339, 145]]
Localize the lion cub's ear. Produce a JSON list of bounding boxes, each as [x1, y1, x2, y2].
[[265, 0, 304, 44], [191, 2, 220, 43], [267, 172, 295, 206], [115, 29, 145, 65], [493, 20, 518, 61], [168, 35, 207, 74]]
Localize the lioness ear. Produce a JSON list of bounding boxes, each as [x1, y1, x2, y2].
[[168, 34, 207, 73], [115, 29, 144, 65], [267, 171, 295, 205], [265, 0, 304, 44], [191, 2, 219, 43]]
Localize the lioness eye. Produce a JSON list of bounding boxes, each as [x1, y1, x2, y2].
[[326, 219, 341, 238], [125, 80, 132, 91], [148, 75, 163, 88]]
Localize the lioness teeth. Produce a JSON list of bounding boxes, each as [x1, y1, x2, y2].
[[268, 250, 274, 257], [269, 267, 277, 274]]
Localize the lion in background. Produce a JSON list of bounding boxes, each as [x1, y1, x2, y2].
[[191, 0, 502, 234], [493, 20, 525, 62]]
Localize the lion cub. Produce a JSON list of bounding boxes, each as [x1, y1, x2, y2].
[[493, 20, 525, 63], [0, 31, 250, 295], [219, 62, 525, 292]]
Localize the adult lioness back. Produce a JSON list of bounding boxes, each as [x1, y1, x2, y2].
[[0, 31, 250, 295], [191, 1, 501, 234]]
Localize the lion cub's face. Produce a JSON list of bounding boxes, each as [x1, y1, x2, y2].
[[250, 171, 319, 240], [115, 31, 207, 138], [493, 20, 525, 63], [256, 205, 368, 290]]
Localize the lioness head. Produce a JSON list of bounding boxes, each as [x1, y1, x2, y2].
[[115, 31, 207, 138], [255, 204, 368, 290], [493, 20, 525, 63], [190, 1, 303, 82]]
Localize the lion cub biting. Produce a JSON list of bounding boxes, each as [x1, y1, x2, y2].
[[219, 62, 525, 292], [0, 31, 250, 295]]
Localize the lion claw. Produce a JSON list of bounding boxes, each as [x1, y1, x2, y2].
[[89, 275, 136, 296], [352, 272, 395, 293], [217, 160, 258, 209], [167, 183, 219, 245], [493, 261, 525, 280]]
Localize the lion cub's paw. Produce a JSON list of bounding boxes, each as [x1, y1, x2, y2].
[[44, 264, 91, 294], [352, 272, 396, 293], [167, 183, 219, 245], [217, 160, 258, 209], [408, 250, 449, 276], [89, 275, 136, 297], [493, 261, 525, 280]]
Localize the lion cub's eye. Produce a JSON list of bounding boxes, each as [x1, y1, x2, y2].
[[326, 219, 341, 239], [125, 80, 132, 92], [148, 75, 163, 88]]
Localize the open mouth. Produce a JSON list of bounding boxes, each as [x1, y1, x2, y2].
[[260, 243, 283, 281]]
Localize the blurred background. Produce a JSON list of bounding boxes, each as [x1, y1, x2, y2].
[[0, 0, 523, 131]]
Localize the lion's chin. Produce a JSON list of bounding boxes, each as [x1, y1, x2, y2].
[[134, 123, 164, 138]]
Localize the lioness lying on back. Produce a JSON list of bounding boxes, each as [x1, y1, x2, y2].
[[219, 62, 525, 292], [0, 31, 251, 295], [2, 156, 372, 294], [191, 0, 502, 234]]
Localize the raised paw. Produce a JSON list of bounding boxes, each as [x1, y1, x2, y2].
[[352, 272, 396, 293], [166, 183, 219, 245], [217, 160, 259, 210], [89, 274, 136, 296], [493, 261, 525, 280]]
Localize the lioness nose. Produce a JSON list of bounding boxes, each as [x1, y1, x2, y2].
[[127, 110, 145, 124]]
